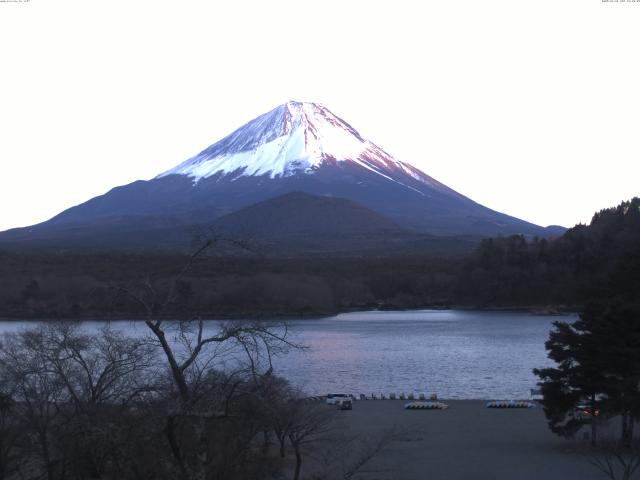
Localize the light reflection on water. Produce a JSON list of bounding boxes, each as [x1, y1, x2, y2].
[[270, 310, 575, 399], [0, 310, 575, 400]]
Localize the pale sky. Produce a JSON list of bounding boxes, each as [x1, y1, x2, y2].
[[1, 0, 638, 232]]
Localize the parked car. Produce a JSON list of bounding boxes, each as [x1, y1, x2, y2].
[[573, 404, 601, 419], [326, 393, 350, 405]]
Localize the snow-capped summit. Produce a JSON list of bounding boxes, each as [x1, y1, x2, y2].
[[0, 101, 561, 252], [158, 101, 447, 194]]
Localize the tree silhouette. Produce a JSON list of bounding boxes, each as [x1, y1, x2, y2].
[[535, 301, 640, 446]]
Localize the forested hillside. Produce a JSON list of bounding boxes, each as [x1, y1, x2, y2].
[[457, 197, 640, 307], [0, 198, 637, 319]]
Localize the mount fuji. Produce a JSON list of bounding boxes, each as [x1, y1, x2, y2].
[[0, 101, 563, 252]]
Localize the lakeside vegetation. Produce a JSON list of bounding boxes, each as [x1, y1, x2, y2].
[[1, 198, 637, 320], [0, 198, 637, 479], [0, 320, 361, 479]]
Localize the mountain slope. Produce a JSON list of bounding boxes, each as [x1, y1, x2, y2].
[[208, 191, 444, 256], [0, 101, 562, 252], [157, 101, 453, 195], [211, 191, 403, 238]]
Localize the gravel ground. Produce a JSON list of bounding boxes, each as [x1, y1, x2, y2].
[[305, 400, 604, 480]]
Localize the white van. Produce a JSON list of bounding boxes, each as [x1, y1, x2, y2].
[[326, 393, 350, 405]]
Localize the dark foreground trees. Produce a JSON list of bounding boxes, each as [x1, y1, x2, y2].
[[0, 322, 289, 479], [0, 321, 396, 480], [534, 302, 640, 447], [585, 436, 640, 480], [0, 323, 156, 479], [114, 239, 305, 479]]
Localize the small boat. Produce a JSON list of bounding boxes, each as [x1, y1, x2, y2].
[[404, 401, 448, 410], [486, 400, 535, 409]]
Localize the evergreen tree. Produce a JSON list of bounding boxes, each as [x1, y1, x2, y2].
[[587, 302, 640, 447], [534, 312, 607, 445], [534, 301, 640, 446]]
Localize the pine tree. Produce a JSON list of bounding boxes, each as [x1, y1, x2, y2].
[[534, 313, 607, 445], [534, 301, 640, 446], [587, 302, 640, 447]]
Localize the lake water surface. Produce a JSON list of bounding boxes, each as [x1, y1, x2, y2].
[[0, 310, 575, 399], [275, 310, 575, 399]]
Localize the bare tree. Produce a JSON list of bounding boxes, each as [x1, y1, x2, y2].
[[308, 426, 403, 480], [585, 438, 640, 480], [284, 403, 335, 480], [0, 322, 157, 480], [271, 401, 402, 480], [271, 399, 294, 459], [33, 322, 156, 408], [0, 392, 21, 480], [116, 238, 301, 480], [0, 327, 70, 480]]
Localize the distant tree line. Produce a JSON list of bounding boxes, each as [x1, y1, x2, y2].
[[0, 241, 397, 480], [458, 197, 640, 308], [525, 199, 640, 479], [0, 197, 638, 319], [0, 198, 638, 479], [0, 253, 461, 319]]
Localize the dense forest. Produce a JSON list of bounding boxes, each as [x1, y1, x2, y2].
[[0, 198, 638, 319], [459, 197, 640, 308]]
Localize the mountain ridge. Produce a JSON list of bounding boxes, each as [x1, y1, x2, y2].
[[156, 101, 456, 197], [0, 101, 565, 251]]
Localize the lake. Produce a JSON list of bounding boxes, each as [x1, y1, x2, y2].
[[275, 310, 574, 399], [0, 310, 574, 399]]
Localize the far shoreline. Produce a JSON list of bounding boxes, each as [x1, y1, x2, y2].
[[0, 304, 580, 322]]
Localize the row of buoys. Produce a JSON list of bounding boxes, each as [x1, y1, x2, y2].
[[405, 401, 449, 410], [360, 393, 437, 401], [314, 396, 537, 409], [486, 400, 535, 409]]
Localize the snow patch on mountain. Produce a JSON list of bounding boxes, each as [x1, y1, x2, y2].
[[157, 101, 449, 195]]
